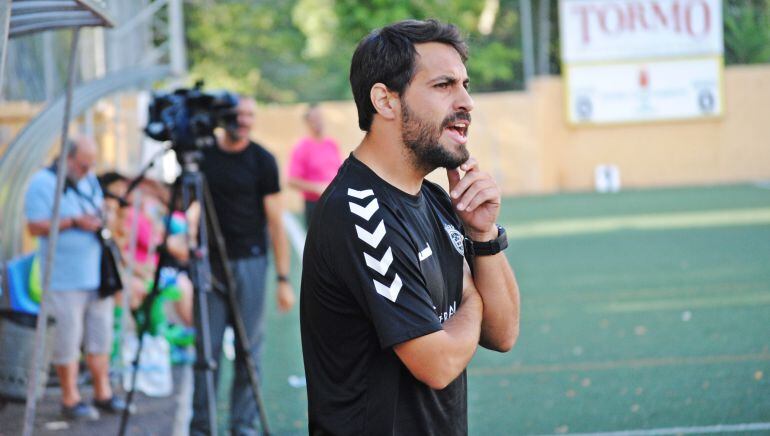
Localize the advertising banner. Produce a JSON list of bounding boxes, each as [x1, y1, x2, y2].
[[560, 0, 724, 124]]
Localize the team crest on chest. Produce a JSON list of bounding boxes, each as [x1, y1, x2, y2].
[[443, 224, 464, 256]]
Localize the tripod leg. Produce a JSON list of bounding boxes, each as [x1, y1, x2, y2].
[[119, 176, 183, 435], [185, 172, 220, 436], [201, 178, 272, 435], [188, 269, 220, 436]]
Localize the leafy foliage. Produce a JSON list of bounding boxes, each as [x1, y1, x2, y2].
[[185, 0, 524, 102], [183, 0, 770, 103], [334, 0, 525, 92], [185, 0, 350, 102], [724, 0, 770, 64]]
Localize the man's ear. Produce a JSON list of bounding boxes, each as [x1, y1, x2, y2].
[[370, 83, 399, 121]]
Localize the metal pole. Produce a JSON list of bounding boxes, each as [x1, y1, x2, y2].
[[0, 0, 8, 271], [22, 26, 81, 436], [43, 32, 57, 100], [168, 0, 187, 77], [520, 0, 535, 86], [0, 0, 12, 94], [106, 0, 119, 73], [537, 0, 551, 75]]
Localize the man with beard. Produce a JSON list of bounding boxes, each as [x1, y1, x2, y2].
[[300, 19, 520, 435], [192, 96, 296, 435]]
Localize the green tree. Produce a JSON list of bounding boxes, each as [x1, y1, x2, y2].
[[185, 0, 525, 102], [186, 0, 358, 102], [333, 0, 524, 92], [183, 0, 770, 104], [724, 0, 770, 64]]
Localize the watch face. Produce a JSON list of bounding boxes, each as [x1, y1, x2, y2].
[[470, 225, 506, 256], [495, 225, 508, 251]]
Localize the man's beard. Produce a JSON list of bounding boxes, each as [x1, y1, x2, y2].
[[225, 126, 244, 142], [401, 101, 470, 172]]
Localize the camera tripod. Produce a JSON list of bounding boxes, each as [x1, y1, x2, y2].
[[118, 150, 271, 436]]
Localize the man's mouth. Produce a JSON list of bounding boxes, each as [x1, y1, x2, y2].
[[444, 112, 471, 143], [445, 121, 469, 138], [443, 114, 470, 144]]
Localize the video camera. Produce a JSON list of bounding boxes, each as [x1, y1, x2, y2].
[[145, 81, 239, 154]]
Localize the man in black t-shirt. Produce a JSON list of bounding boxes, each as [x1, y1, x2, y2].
[[300, 19, 521, 435], [191, 97, 296, 436]]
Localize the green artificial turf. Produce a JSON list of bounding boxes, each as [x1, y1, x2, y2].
[[218, 184, 770, 435]]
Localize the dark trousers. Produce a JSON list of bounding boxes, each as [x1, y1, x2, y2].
[[190, 255, 267, 436], [304, 199, 318, 227]]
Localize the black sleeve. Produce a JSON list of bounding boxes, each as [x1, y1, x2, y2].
[[321, 187, 442, 349], [255, 144, 280, 196]]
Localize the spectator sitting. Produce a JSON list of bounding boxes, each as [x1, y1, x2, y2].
[[100, 173, 194, 328]]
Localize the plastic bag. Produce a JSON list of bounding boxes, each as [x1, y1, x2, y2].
[[122, 333, 173, 397]]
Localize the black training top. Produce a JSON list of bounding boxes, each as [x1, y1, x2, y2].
[[200, 141, 280, 259], [300, 154, 468, 436]]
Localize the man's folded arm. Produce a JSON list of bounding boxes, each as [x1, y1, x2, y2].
[[472, 253, 520, 352], [393, 269, 483, 390]]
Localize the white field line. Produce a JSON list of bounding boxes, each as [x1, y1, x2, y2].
[[595, 292, 770, 313], [505, 208, 770, 239], [537, 421, 770, 436], [470, 352, 770, 376], [283, 211, 306, 260]]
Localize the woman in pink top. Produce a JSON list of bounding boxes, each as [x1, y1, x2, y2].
[[287, 104, 343, 226]]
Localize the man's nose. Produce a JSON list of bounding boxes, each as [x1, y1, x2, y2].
[[455, 87, 474, 113]]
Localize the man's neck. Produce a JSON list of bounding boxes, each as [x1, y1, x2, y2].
[[353, 128, 427, 195], [220, 135, 250, 153]]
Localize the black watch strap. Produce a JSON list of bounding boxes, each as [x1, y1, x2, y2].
[[465, 225, 508, 256], [277, 274, 289, 283]]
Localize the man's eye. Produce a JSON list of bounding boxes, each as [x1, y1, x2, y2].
[[436, 82, 450, 89]]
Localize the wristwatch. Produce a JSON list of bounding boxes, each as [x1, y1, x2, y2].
[[465, 224, 508, 256], [277, 274, 290, 283]]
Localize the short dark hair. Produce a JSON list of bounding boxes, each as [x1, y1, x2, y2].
[[98, 171, 128, 190], [304, 102, 319, 120], [349, 19, 468, 132]]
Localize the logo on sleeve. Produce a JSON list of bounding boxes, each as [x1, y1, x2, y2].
[[365, 247, 393, 275], [349, 187, 402, 303], [418, 243, 432, 261], [443, 224, 465, 256], [347, 188, 374, 199], [355, 220, 386, 248]]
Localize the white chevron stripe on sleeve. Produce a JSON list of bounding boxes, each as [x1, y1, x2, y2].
[[373, 274, 402, 302], [349, 198, 379, 221], [355, 220, 386, 249], [364, 247, 393, 275], [347, 188, 374, 199], [418, 243, 433, 261]]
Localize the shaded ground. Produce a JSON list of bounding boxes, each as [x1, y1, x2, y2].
[[0, 366, 189, 436]]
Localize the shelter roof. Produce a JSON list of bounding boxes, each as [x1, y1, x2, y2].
[[9, 0, 113, 37]]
